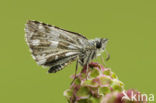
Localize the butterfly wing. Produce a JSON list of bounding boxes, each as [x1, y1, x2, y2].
[[25, 20, 89, 72]]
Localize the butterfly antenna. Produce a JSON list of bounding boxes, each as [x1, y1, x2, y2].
[[105, 49, 110, 61]]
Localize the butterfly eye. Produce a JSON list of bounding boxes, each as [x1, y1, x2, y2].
[[96, 42, 102, 48]]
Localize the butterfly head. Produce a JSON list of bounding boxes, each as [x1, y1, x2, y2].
[[95, 38, 108, 52]]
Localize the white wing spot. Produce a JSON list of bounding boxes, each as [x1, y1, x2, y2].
[[37, 59, 46, 65], [31, 40, 40, 46], [50, 41, 59, 48], [32, 55, 36, 60], [55, 55, 58, 60], [36, 54, 46, 60], [65, 52, 78, 56], [49, 27, 60, 37], [68, 45, 77, 49], [38, 24, 43, 29], [35, 54, 46, 65]]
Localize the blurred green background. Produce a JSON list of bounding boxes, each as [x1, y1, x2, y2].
[[0, 0, 156, 103]]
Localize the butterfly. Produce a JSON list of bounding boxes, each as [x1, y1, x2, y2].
[[25, 20, 109, 73]]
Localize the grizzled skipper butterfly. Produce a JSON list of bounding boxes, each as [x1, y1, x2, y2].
[[25, 20, 109, 73]]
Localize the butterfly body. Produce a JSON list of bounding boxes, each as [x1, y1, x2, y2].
[[25, 20, 108, 73]]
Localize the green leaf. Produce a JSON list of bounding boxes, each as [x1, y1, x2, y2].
[[99, 76, 112, 85], [90, 68, 99, 78], [64, 89, 73, 100], [111, 72, 118, 79], [103, 69, 111, 76], [112, 84, 123, 92], [77, 99, 88, 103], [76, 87, 90, 97], [89, 96, 101, 103], [74, 78, 81, 85], [99, 87, 111, 95]]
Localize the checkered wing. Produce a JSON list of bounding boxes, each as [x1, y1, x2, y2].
[[25, 20, 89, 73]]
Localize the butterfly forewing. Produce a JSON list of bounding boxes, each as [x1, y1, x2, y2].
[[25, 20, 89, 72]]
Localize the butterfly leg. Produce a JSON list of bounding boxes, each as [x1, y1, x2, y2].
[[100, 56, 106, 66], [71, 59, 79, 84], [86, 63, 89, 80], [86, 52, 93, 80]]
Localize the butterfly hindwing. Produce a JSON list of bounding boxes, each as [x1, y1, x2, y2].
[[48, 55, 77, 73]]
